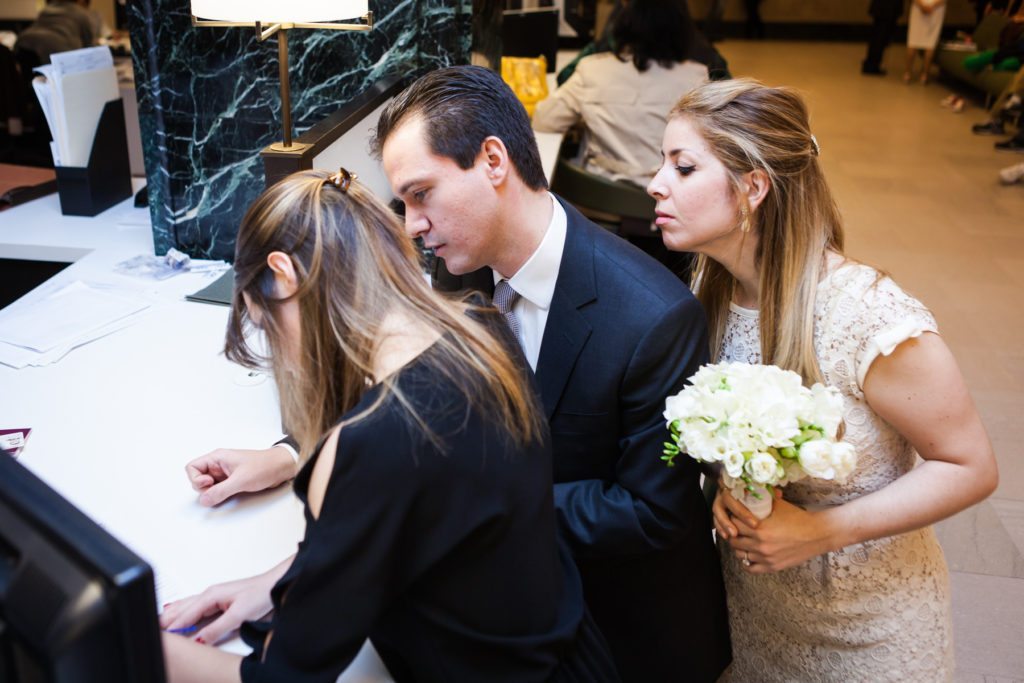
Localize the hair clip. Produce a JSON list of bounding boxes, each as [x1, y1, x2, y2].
[[810, 134, 821, 157], [325, 167, 357, 192]]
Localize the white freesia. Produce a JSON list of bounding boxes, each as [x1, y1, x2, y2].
[[723, 450, 746, 479], [662, 361, 857, 520], [746, 451, 783, 485]]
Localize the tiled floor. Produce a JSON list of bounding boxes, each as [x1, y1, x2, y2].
[[709, 40, 1024, 681]]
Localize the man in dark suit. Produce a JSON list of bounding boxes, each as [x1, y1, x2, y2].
[[374, 66, 729, 682]]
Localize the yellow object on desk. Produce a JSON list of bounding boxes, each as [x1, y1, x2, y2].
[[501, 56, 548, 118]]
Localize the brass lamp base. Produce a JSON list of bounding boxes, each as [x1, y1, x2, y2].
[[267, 141, 311, 153]]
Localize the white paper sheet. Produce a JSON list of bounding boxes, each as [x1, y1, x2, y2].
[[49, 46, 114, 77], [0, 281, 149, 354]]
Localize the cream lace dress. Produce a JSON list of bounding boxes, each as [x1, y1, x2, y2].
[[718, 264, 954, 683]]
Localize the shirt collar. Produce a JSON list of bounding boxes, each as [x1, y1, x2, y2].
[[493, 193, 567, 311]]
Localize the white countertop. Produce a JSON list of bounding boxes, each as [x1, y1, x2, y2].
[[0, 190, 305, 613]]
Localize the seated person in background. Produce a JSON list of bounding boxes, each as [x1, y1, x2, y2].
[[963, 6, 1024, 73], [14, 0, 96, 66], [556, 1, 730, 87], [969, 9, 1024, 133], [994, 116, 1024, 152], [160, 169, 618, 683], [532, 0, 711, 188], [971, 64, 1023, 135]]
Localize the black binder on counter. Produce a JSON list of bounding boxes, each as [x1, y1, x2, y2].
[[54, 99, 133, 217]]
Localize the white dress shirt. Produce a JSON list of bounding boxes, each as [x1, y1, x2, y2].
[[493, 193, 567, 371]]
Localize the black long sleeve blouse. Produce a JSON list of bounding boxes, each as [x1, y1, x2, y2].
[[240, 341, 616, 682]]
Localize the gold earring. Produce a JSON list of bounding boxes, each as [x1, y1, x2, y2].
[[739, 206, 751, 233]]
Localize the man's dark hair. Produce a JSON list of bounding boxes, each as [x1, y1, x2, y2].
[[372, 65, 548, 191], [613, 0, 699, 72]]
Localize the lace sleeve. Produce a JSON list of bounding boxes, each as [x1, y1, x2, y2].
[[849, 273, 938, 389]]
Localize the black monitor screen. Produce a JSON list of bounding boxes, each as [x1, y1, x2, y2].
[[0, 452, 165, 682]]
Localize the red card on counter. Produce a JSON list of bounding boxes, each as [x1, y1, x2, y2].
[[0, 428, 31, 458]]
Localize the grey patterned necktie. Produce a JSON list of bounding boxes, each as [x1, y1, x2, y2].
[[493, 279, 523, 343]]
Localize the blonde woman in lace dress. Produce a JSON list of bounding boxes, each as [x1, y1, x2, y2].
[[646, 79, 998, 682]]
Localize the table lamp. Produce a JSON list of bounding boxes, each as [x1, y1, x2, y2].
[[191, 0, 373, 152]]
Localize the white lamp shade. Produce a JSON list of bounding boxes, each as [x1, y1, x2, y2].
[[191, 0, 368, 23]]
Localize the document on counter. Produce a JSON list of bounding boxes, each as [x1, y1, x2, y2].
[[32, 46, 118, 168], [0, 281, 150, 369]]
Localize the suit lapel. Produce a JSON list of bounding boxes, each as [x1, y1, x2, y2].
[[535, 198, 596, 420]]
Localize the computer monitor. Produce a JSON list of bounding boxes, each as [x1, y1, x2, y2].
[[0, 452, 166, 682]]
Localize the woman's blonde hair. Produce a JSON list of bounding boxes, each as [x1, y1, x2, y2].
[[225, 170, 545, 458], [669, 78, 845, 385]]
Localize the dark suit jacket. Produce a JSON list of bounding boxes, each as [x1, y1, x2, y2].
[[435, 197, 731, 682]]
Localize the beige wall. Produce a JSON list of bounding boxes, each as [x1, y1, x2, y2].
[[90, 0, 116, 33], [687, 0, 976, 25], [1, 0, 115, 27], [1, 0, 43, 20]]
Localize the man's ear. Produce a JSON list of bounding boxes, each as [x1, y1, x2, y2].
[[741, 169, 771, 212], [480, 136, 511, 186], [266, 251, 299, 297]]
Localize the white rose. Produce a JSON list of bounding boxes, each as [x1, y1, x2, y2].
[[830, 442, 857, 483], [798, 439, 837, 480], [745, 451, 782, 485]]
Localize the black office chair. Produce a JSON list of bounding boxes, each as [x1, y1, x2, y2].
[[550, 136, 694, 283], [550, 152, 658, 238]]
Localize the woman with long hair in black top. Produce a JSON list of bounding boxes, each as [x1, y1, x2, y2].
[[159, 169, 618, 683]]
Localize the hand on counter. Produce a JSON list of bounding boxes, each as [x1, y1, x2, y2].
[[159, 556, 293, 645], [186, 446, 299, 506]]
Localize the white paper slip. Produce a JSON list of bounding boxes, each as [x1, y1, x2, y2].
[[31, 76, 57, 146], [58, 67, 119, 167], [0, 339, 43, 370], [31, 310, 148, 368], [0, 281, 149, 354], [50, 46, 114, 78]]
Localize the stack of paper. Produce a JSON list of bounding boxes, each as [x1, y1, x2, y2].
[[32, 46, 119, 168], [0, 281, 150, 369]]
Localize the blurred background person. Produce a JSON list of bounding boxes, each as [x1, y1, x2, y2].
[[905, 0, 947, 83], [862, 0, 904, 75], [533, 0, 711, 188]]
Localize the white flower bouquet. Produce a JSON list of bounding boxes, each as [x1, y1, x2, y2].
[[663, 362, 856, 519]]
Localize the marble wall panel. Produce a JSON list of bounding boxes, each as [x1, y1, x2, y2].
[[128, 0, 470, 260]]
